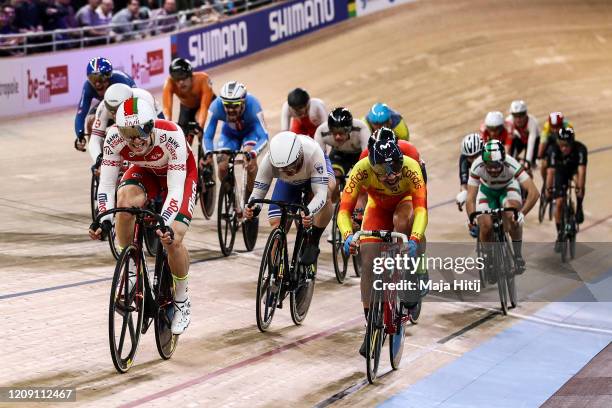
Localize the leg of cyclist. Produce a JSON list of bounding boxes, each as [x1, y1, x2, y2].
[[501, 181, 525, 271], [575, 165, 586, 224], [553, 169, 569, 252], [115, 166, 154, 248], [241, 129, 268, 198], [215, 133, 241, 182], [475, 187, 496, 283]]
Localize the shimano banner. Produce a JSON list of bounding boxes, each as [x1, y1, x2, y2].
[[172, 0, 348, 71]]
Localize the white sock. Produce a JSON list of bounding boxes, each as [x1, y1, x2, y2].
[[173, 274, 189, 302]]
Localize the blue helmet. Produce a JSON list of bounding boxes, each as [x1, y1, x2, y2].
[[367, 103, 391, 125], [87, 57, 113, 77]]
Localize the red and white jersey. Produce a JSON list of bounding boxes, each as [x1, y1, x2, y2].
[[479, 121, 511, 147], [98, 119, 194, 225], [505, 113, 540, 163], [89, 88, 162, 164], [280, 98, 327, 134]]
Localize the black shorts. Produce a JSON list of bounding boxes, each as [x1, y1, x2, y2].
[[178, 105, 199, 133], [553, 167, 577, 198], [329, 150, 361, 177]]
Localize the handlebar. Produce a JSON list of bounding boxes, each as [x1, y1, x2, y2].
[[248, 198, 310, 216], [469, 207, 518, 225], [353, 230, 409, 244], [91, 207, 173, 238]]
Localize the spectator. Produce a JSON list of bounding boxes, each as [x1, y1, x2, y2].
[[41, 0, 77, 31], [96, 0, 113, 25], [189, 1, 222, 26], [111, 0, 147, 38], [1, 5, 22, 55], [14, 0, 43, 33], [150, 0, 178, 34], [76, 0, 108, 39]]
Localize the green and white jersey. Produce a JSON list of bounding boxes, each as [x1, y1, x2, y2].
[[468, 155, 529, 189]]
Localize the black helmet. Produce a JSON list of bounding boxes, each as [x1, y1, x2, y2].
[[287, 88, 310, 109], [169, 58, 192, 78], [328, 107, 353, 132], [372, 127, 397, 143], [368, 131, 402, 167], [557, 127, 575, 144]]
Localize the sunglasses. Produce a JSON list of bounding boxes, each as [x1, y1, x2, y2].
[[330, 126, 352, 135], [119, 125, 152, 141], [372, 161, 403, 177], [222, 100, 243, 107], [485, 162, 503, 171], [88, 73, 111, 83], [171, 73, 190, 81]]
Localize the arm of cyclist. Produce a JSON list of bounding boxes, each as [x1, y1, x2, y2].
[[354, 118, 371, 150], [244, 155, 274, 219], [466, 165, 480, 225], [280, 101, 291, 131], [525, 117, 540, 166], [313, 125, 328, 154], [196, 76, 214, 129], [159, 129, 188, 232], [74, 83, 94, 144], [519, 176, 539, 217], [407, 158, 428, 243], [456, 155, 470, 210], [338, 162, 367, 254], [304, 150, 330, 227], [162, 77, 174, 121], [393, 117, 410, 141], [89, 104, 110, 163], [202, 110, 220, 155]]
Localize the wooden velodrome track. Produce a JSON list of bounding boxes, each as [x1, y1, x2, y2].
[[1, 0, 612, 406]]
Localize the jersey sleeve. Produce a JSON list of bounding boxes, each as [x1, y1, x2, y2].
[[196, 74, 214, 129], [393, 118, 410, 141], [525, 116, 539, 163], [280, 101, 291, 131], [313, 124, 327, 153], [74, 82, 94, 138], [307, 147, 329, 215], [405, 157, 427, 242], [247, 152, 274, 205], [353, 119, 371, 150], [468, 159, 483, 187], [459, 155, 469, 185], [89, 103, 110, 163], [338, 159, 368, 239], [311, 99, 328, 126], [578, 143, 588, 165], [161, 129, 188, 225], [508, 156, 529, 183], [97, 130, 124, 222], [162, 78, 174, 120], [203, 101, 222, 152]]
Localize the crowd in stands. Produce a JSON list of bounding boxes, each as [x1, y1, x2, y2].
[[0, 0, 267, 55]]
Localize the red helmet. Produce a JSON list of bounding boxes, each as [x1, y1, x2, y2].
[[548, 112, 564, 128]]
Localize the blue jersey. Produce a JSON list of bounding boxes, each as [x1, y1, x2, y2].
[[203, 94, 268, 153], [74, 70, 135, 138]]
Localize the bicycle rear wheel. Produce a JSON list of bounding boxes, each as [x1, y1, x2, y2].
[[242, 217, 259, 252], [108, 246, 145, 373], [503, 241, 517, 309], [256, 229, 285, 332], [331, 202, 348, 284], [290, 237, 316, 325], [199, 163, 216, 219], [366, 289, 385, 384], [217, 181, 237, 256], [493, 243, 509, 315], [538, 190, 546, 224], [154, 243, 179, 359], [90, 172, 99, 222]]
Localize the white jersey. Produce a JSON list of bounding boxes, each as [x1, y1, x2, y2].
[[505, 113, 539, 163], [89, 88, 163, 163], [280, 98, 327, 131], [98, 120, 193, 225], [468, 155, 529, 189], [313, 118, 370, 154], [249, 135, 328, 215]]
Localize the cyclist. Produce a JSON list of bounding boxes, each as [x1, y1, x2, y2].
[[505, 100, 540, 170], [314, 107, 370, 202], [89, 84, 163, 166], [280, 88, 327, 137], [538, 112, 573, 182], [75, 57, 135, 152], [456, 132, 484, 213], [88, 97, 198, 335], [466, 140, 539, 276], [162, 58, 215, 145], [480, 111, 511, 149], [338, 129, 427, 357], [363, 103, 410, 141], [545, 128, 587, 250], [202, 81, 268, 200], [245, 131, 334, 267]]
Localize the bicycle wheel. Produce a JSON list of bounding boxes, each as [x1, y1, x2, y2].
[[331, 202, 348, 284], [366, 289, 385, 384], [217, 181, 237, 256], [503, 240, 517, 309], [409, 299, 422, 324], [389, 303, 406, 370], [143, 226, 159, 257], [290, 236, 316, 325], [199, 164, 216, 219], [90, 172, 99, 222], [154, 243, 179, 359], [476, 238, 486, 289], [108, 245, 145, 373], [548, 199, 554, 221], [353, 253, 362, 277], [493, 242, 508, 315], [108, 221, 121, 261], [538, 196, 546, 223], [256, 229, 285, 332], [242, 217, 259, 252]]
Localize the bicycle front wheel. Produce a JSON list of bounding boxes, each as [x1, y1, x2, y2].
[[390, 303, 406, 370], [199, 163, 216, 219], [256, 229, 285, 332], [331, 202, 348, 284], [108, 246, 145, 373], [493, 242, 509, 315], [90, 172, 99, 222], [366, 289, 385, 384], [108, 221, 121, 261], [154, 244, 179, 359], [217, 181, 237, 256]]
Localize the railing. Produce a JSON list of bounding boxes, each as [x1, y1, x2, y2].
[[0, 0, 277, 56]]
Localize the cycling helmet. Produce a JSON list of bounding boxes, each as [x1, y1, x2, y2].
[[510, 100, 528, 114], [104, 83, 133, 113], [87, 57, 113, 77], [220, 81, 247, 103], [461, 132, 484, 156], [482, 140, 506, 164], [169, 58, 193, 78], [287, 88, 310, 108], [484, 111, 504, 128], [367, 103, 391, 125], [548, 112, 564, 127], [328, 107, 353, 131], [372, 127, 397, 142], [269, 131, 303, 168], [116, 97, 156, 139], [557, 127, 575, 144], [368, 133, 403, 167]]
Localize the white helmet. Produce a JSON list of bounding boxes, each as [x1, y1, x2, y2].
[[116, 97, 156, 137], [484, 111, 504, 128], [509, 100, 528, 114], [269, 131, 303, 168], [461, 132, 484, 156], [220, 81, 247, 102], [132, 88, 158, 114], [104, 83, 133, 112]]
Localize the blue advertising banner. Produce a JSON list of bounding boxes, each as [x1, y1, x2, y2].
[[171, 0, 349, 71]]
